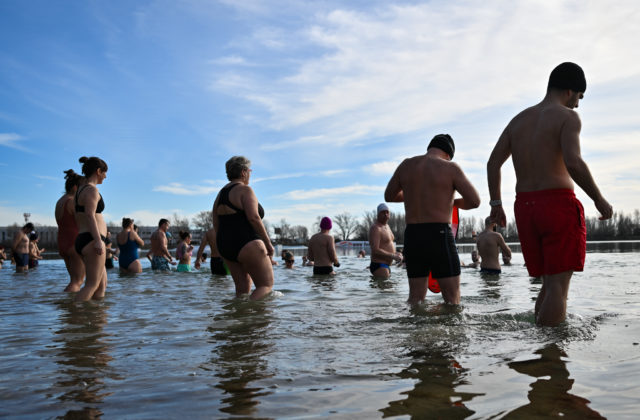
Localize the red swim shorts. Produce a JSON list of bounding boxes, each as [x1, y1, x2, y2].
[[514, 189, 586, 277]]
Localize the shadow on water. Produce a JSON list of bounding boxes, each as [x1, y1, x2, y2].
[[503, 343, 605, 419], [53, 299, 115, 419], [204, 299, 275, 417]]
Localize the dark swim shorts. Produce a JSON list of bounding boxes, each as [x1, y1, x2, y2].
[[313, 266, 334, 275], [403, 223, 460, 279], [514, 189, 586, 277], [480, 267, 501, 275]]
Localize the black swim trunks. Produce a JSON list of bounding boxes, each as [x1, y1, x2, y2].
[[313, 266, 333, 275], [210, 256, 228, 275], [403, 223, 460, 279], [480, 267, 501, 275]]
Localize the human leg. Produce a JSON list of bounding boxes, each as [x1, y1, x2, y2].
[[225, 259, 253, 297], [408, 277, 429, 304], [238, 240, 274, 300], [127, 259, 142, 273], [75, 241, 107, 302], [63, 247, 85, 292], [436, 275, 461, 305], [536, 271, 572, 326]]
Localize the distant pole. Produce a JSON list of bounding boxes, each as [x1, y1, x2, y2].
[[23, 213, 31, 223]]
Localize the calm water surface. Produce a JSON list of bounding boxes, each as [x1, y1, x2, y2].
[[1, 244, 639, 419]]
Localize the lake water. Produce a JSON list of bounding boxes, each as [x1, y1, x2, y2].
[[1, 243, 639, 419]]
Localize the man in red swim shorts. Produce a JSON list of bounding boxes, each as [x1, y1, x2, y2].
[[487, 62, 613, 326]]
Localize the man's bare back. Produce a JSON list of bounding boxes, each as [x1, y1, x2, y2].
[[307, 232, 338, 268], [476, 229, 511, 271]]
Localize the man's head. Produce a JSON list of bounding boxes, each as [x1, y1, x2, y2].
[[548, 62, 586, 108], [485, 216, 496, 230], [471, 249, 479, 263], [376, 203, 390, 224], [427, 134, 455, 160], [158, 218, 170, 232], [22, 222, 34, 233], [320, 217, 332, 231]]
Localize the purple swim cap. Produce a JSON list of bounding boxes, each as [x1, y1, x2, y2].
[[320, 217, 332, 230]]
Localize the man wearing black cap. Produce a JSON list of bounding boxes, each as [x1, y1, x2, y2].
[[385, 134, 480, 305], [487, 62, 613, 326]]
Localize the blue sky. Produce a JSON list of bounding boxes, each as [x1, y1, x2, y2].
[[1, 0, 639, 232]]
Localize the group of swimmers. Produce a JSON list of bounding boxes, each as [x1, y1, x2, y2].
[[4, 63, 613, 327]]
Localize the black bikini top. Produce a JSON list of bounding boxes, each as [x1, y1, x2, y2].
[[75, 185, 105, 214], [219, 183, 264, 219]]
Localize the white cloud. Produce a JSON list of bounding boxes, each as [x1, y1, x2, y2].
[[362, 159, 402, 176], [280, 183, 384, 200], [212, 1, 640, 148], [0, 133, 29, 151], [153, 181, 223, 196]]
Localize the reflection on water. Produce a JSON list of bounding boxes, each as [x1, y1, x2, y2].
[[381, 350, 481, 419], [505, 344, 605, 419], [204, 299, 275, 416], [53, 300, 115, 419]]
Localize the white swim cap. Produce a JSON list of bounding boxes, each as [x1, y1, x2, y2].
[[377, 203, 389, 214]]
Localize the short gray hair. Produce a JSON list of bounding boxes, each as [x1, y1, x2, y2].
[[225, 156, 251, 180]]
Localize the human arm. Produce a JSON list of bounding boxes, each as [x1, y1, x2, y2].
[[497, 234, 512, 259], [384, 162, 405, 202], [487, 127, 512, 227], [453, 164, 481, 210], [328, 238, 340, 267], [241, 187, 274, 257], [195, 233, 210, 269], [82, 186, 106, 255], [560, 113, 613, 220]]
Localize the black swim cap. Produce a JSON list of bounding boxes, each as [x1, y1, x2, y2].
[[427, 134, 455, 159], [548, 62, 586, 93]]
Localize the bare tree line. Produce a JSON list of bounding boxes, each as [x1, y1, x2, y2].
[[175, 209, 640, 244]]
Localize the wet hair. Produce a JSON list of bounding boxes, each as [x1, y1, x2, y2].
[[158, 218, 169, 227], [63, 169, 83, 193], [122, 217, 134, 228], [225, 156, 251, 180], [23, 222, 34, 231], [179, 230, 191, 240], [427, 134, 455, 159], [79, 156, 108, 177], [547, 62, 586, 93]]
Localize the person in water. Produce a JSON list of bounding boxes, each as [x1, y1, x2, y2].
[[55, 169, 85, 291], [150, 219, 176, 270], [462, 250, 480, 268], [176, 231, 194, 272], [28, 232, 45, 268], [284, 251, 295, 269], [117, 218, 145, 273], [487, 62, 613, 326], [477, 216, 511, 275], [369, 203, 403, 279], [308, 217, 340, 275], [104, 231, 117, 269], [0, 245, 6, 269], [73, 156, 109, 301], [385, 134, 480, 305], [195, 226, 227, 275], [213, 156, 274, 300], [12, 223, 34, 273]]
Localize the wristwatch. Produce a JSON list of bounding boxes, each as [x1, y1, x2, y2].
[[489, 199, 502, 207]]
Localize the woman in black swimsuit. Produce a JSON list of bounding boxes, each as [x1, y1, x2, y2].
[[213, 156, 274, 300], [73, 156, 109, 302]]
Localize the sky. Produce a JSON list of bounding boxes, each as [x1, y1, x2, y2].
[[1, 0, 640, 233]]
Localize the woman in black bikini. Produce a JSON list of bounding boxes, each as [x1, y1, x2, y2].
[[73, 156, 109, 302], [213, 156, 274, 300]]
